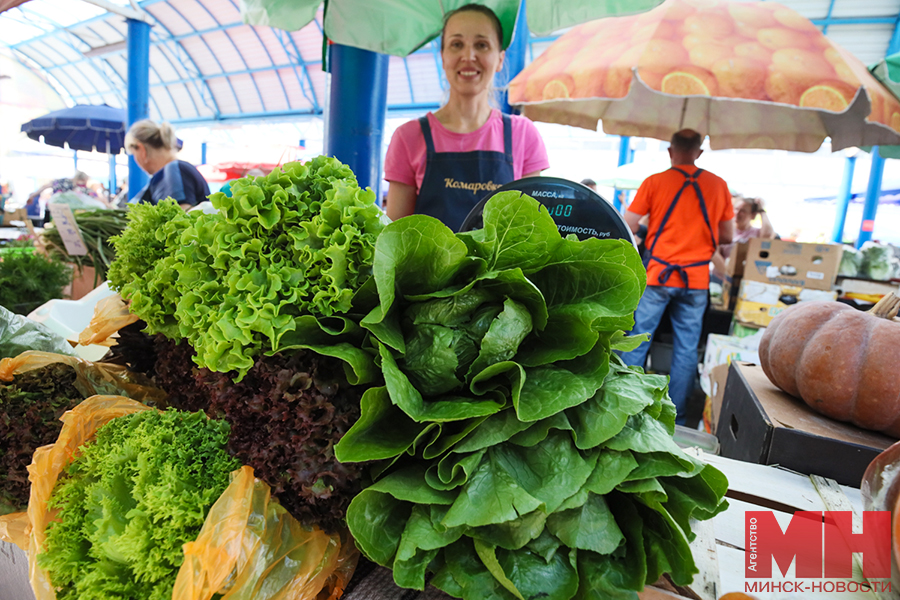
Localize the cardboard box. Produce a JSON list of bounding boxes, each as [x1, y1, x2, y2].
[[733, 279, 838, 327], [717, 362, 896, 487], [729, 320, 764, 338], [700, 332, 762, 396], [713, 242, 749, 312], [835, 276, 900, 298], [743, 238, 842, 291], [0, 207, 27, 226], [702, 363, 730, 434], [724, 241, 749, 279], [721, 275, 741, 312], [64, 265, 99, 301]]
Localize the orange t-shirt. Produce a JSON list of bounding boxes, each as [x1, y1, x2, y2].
[[628, 166, 733, 290]]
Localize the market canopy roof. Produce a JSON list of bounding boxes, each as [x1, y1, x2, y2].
[[2, 0, 900, 127]]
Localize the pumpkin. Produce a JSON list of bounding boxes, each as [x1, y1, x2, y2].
[[758, 293, 900, 437]]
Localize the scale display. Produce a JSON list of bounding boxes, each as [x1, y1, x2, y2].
[[458, 177, 636, 246]]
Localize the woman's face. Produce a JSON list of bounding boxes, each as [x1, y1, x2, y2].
[[441, 11, 504, 98], [129, 141, 151, 174], [734, 199, 754, 229]]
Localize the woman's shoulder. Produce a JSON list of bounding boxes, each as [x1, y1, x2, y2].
[[394, 116, 428, 138], [508, 112, 540, 131]]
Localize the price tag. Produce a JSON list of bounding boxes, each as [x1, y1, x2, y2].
[[48, 204, 88, 256]]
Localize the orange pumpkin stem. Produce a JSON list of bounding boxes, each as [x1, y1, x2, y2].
[[868, 292, 900, 320]]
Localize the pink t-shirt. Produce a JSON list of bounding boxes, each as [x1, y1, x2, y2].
[[383, 110, 550, 193]]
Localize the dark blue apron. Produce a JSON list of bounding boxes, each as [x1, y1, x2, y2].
[[644, 167, 717, 289], [414, 113, 515, 232]]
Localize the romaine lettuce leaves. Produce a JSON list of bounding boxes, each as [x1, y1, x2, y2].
[[339, 192, 727, 600]]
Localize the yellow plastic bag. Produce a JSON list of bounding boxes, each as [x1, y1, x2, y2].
[[174, 466, 358, 600], [17, 395, 358, 600], [0, 353, 166, 549], [0, 350, 166, 405], [77, 293, 139, 346]]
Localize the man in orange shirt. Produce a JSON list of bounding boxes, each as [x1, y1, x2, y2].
[[621, 129, 734, 424]]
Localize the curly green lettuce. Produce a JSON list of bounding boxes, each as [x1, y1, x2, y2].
[[107, 199, 194, 338], [39, 409, 240, 600], [106, 157, 386, 381]]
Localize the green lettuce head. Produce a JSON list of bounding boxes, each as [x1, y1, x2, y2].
[[337, 191, 647, 464], [173, 157, 386, 380], [337, 193, 729, 600]]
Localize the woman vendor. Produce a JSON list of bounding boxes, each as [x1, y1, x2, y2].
[[711, 194, 775, 280], [125, 120, 210, 209], [383, 4, 549, 230]]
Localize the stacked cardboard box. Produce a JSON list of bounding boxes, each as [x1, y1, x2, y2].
[[718, 241, 749, 311], [733, 238, 842, 328]]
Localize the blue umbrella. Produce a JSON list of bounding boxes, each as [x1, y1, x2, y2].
[[20, 104, 126, 153]]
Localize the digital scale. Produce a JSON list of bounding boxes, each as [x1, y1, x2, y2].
[[459, 176, 636, 246]]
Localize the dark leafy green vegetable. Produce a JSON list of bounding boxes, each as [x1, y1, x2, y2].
[[0, 363, 85, 515], [201, 348, 372, 532], [39, 409, 241, 600]]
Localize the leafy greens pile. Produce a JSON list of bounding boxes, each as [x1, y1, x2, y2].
[[0, 251, 72, 315], [40, 409, 240, 600], [108, 157, 385, 380], [0, 363, 85, 515], [133, 334, 373, 530], [201, 348, 371, 532], [106, 158, 387, 381], [334, 192, 729, 599], [108, 199, 193, 339], [43, 208, 129, 282]]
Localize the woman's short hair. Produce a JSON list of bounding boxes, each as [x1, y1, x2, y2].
[[441, 3, 504, 50], [73, 170, 89, 184], [125, 119, 178, 153]]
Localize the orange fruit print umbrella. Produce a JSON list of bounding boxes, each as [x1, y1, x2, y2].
[[508, 0, 900, 152]]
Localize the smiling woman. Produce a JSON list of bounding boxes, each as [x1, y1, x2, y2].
[[383, 3, 549, 231]]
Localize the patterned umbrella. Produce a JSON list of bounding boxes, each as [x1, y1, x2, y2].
[[241, 0, 666, 56], [508, 0, 900, 152]]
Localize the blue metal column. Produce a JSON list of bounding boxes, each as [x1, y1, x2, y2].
[[325, 44, 389, 200], [613, 136, 632, 211], [73, 150, 78, 171], [200, 142, 207, 165], [497, 0, 528, 115], [831, 155, 856, 243], [857, 149, 884, 248], [127, 18, 151, 201], [108, 153, 117, 198]]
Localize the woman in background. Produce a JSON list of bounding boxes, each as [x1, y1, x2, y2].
[[125, 120, 209, 209], [711, 194, 775, 280], [383, 4, 548, 230]]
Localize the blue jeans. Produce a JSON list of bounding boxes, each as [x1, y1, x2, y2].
[[619, 285, 707, 425]]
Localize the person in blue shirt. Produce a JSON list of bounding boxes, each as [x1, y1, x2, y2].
[[125, 120, 209, 208]]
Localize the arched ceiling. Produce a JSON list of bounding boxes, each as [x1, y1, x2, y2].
[[1, 0, 899, 126]]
